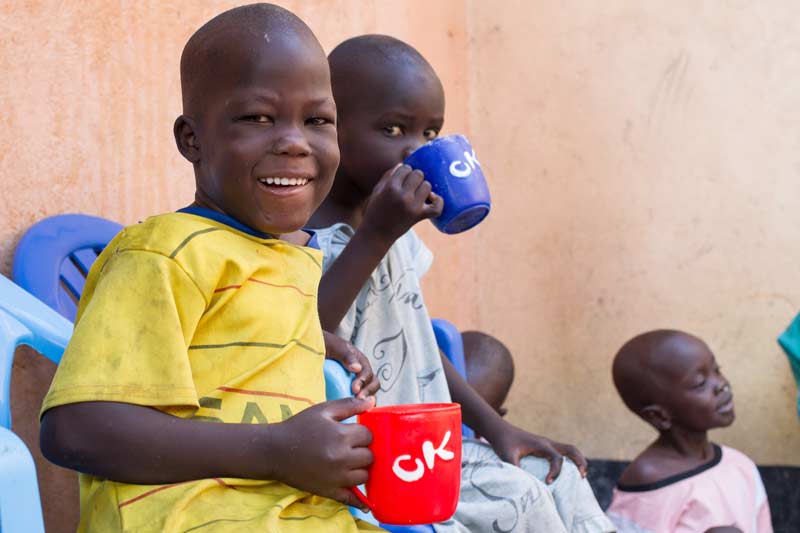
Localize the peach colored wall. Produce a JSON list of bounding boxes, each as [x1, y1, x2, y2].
[[1, 1, 799, 467]]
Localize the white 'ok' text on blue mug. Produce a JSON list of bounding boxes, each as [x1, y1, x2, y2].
[[403, 134, 491, 234]]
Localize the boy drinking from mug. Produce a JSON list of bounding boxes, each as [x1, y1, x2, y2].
[[309, 34, 614, 533]]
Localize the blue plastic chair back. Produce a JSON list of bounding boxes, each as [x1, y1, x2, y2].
[[12, 214, 124, 321], [431, 318, 476, 439]]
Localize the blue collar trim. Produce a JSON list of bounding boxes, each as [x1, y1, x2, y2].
[[177, 206, 318, 249], [177, 206, 275, 239]]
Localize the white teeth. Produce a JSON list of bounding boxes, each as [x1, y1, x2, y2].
[[258, 177, 310, 186]]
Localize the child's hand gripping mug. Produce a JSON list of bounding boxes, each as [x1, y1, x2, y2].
[[403, 134, 491, 234], [351, 403, 462, 525]]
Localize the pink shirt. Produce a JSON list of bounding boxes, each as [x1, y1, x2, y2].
[[607, 445, 772, 533]]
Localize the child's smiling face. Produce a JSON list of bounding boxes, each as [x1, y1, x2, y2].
[[181, 33, 339, 236], [334, 60, 445, 198]]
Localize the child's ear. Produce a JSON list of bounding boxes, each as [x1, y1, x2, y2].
[[639, 404, 671, 431], [173, 115, 201, 163]]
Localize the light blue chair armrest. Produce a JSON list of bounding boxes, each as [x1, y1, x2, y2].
[[431, 318, 475, 439], [0, 425, 45, 532], [0, 275, 72, 430], [324, 359, 354, 402], [0, 274, 72, 365]]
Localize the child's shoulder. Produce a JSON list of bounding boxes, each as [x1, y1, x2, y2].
[[617, 450, 672, 487], [618, 444, 724, 489], [719, 444, 756, 467], [114, 212, 222, 257], [316, 223, 426, 259]]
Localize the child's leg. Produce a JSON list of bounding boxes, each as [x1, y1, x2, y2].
[[434, 440, 568, 533], [519, 454, 616, 533]]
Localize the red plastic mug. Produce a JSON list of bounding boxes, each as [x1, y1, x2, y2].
[[351, 403, 462, 525]]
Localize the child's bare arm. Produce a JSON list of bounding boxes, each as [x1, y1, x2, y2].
[[40, 396, 375, 508], [440, 353, 587, 483], [318, 164, 442, 331]]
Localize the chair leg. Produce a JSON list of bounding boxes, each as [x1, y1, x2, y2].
[[0, 425, 45, 533]]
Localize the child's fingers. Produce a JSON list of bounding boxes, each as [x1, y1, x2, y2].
[[545, 452, 564, 484], [342, 348, 362, 373], [353, 366, 375, 399], [389, 163, 412, 184], [414, 178, 432, 203], [423, 192, 444, 218], [400, 168, 425, 190], [361, 371, 380, 398], [333, 487, 371, 513], [324, 396, 376, 422], [384, 162, 405, 180], [374, 163, 407, 195], [342, 447, 374, 472], [560, 445, 588, 477]]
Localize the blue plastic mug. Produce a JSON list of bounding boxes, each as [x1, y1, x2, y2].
[[403, 134, 491, 234]]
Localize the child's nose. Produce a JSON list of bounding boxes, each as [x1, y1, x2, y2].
[[271, 126, 311, 156], [402, 140, 425, 159]]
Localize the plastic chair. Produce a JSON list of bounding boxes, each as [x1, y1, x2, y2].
[[13, 213, 124, 321], [0, 273, 73, 533], [431, 318, 476, 439]]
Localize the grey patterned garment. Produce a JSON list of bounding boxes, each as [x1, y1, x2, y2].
[[316, 224, 615, 533], [316, 224, 451, 407]]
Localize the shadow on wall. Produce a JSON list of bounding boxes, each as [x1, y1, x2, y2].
[[587, 459, 800, 533]]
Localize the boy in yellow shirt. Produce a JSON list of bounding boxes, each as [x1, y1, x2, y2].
[[39, 4, 380, 532]]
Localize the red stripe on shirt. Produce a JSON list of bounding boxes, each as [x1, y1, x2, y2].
[[118, 478, 229, 509], [214, 284, 242, 293], [216, 386, 315, 405], [246, 277, 314, 297], [213, 278, 313, 297]]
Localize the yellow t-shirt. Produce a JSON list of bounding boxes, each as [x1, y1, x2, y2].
[[42, 211, 381, 533]]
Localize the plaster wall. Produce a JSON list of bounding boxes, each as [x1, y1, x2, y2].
[[1, 1, 798, 472]]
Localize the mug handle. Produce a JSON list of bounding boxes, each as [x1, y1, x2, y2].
[[350, 486, 373, 511]]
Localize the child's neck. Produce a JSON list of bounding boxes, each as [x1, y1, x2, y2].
[[309, 176, 370, 230], [653, 427, 713, 460]]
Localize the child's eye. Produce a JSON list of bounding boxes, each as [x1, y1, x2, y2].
[[423, 128, 440, 141], [241, 115, 273, 124], [383, 125, 403, 137], [693, 379, 707, 389], [307, 117, 334, 127]]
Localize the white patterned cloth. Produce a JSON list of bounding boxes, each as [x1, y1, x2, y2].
[[316, 223, 615, 533]]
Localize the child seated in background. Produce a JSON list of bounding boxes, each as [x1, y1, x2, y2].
[[309, 34, 615, 533], [608, 330, 772, 533], [462, 330, 515, 418], [38, 4, 381, 531]]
